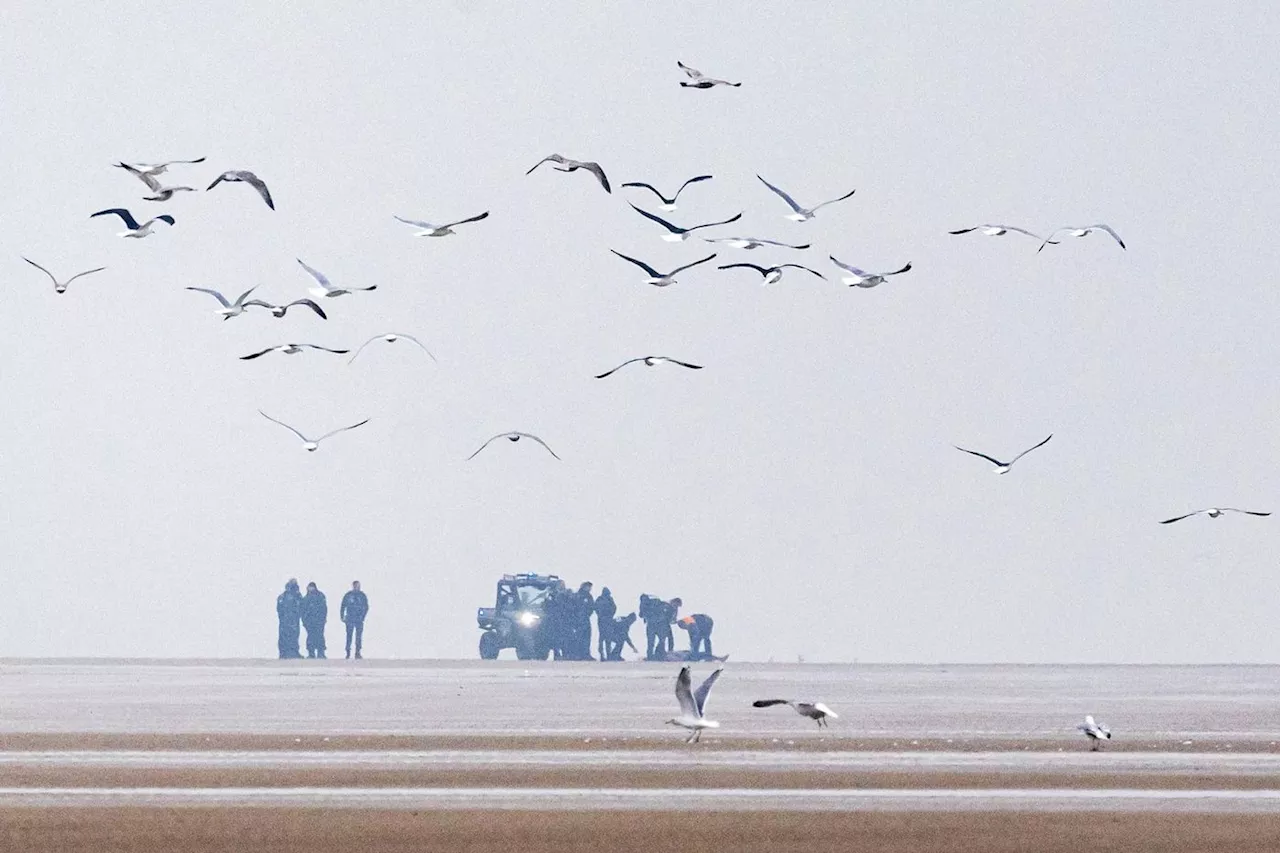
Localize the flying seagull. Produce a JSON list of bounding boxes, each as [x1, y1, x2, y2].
[[526, 154, 611, 193], [258, 410, 369, 452], [240, 343, 349, 360], [610, 249, 717, 287], [595, 356, 703, 379], [828, 257, 912, 288], [206, 170, 275, 210], [703, 236, 811, 251], [22, 257, 106, 294], [393, 211, 489, 237], [90, 208, 175, 238], [1159, 508, 1271, 525], [113, 162, 195, 201], [756, 175, 855, 222], [1038, 224, 1126, 253], [954, 434, 1052, 474], [718, 262, 825, 285], [118, 157, 205, 177], [250, 298, 329, 320], [185, 286, 268, 320], [296, 258, 376, 298], [752, 699, 839, 728], [348, 332, 437, 365], [467, 431, 560, 461], [620, 175, 713, 211], [1077, 715, 1112, 751], [677, 61, 740, 89], [948, 224, 1056, 242], [626, 204, 742, 242], [666, 666, 723, 744]]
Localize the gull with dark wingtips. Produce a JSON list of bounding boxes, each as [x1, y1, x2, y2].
[[348, 333, 437, 365], [719, 262, 825, 285], [240, 343, 349, 361], [620, 175, 713, 211], [467, 432, 560, 461], [22, 258, 106, 294], [259, 411, 369, 452], [666, 666, 724, 744], [955, 434, 1053, 474], [610, 250, 717, 287], [117, 157, 205, 178], [949, 224, 1056, 242], [756, 175, 855, 222], [297, 258, 376, 299], [1159, 508, 1271, 525], [185, 286, 268, 320], [627, 204, 742, 242], [829, 257, 912, 288], [90, 208, 175, 238], [1038, 224, 1126, 253], [113, 162, 195, 201], [677, 61, 740, 89], [526, 154, 611, 193], [206, 170, 275, 210], [752, 699, 839, 728], [393, 211, 489, 237], [595, 356, 703, 379], [703, 236, 810, 251], [1077, 715, 1112, 751]]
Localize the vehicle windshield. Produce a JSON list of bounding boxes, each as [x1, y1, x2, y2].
[[514, 583, 551, 609]]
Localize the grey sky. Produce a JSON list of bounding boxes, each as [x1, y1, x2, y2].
[[2, 2, 1279, 662]]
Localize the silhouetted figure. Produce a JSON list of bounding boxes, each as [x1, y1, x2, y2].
[[301, 581, 328, 659], [677, 613, 715, 658], [594, 587, 617, 661], [574, 582, 595, 660], [639, 594, 662, 660], [660, 597, 682, 656], [602, 612, 639, 660], [276, 578, 303, 659], [545, 586, 568, 660], [339, 580, 369, 659]]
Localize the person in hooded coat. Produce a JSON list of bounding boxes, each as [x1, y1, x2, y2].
[[301, 581, 328, 659], [276, 578, 304, 659]]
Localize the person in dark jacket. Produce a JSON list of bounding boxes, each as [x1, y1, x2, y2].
[[639, 594, 662, 660], [544, 586, 568, 660], [574, 582, 595, 660], [594, 587, 617, 661], [660, 597, 682, 656], [276, 578, 304, 659], [301, 582, 328, 659], [677, 612, 715, 658], [339, 580, 369, 659]]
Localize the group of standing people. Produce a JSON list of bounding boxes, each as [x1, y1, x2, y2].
[[276, 579, 369, 660], [544, 585, 717, 662], [640, 594, 716, 661]]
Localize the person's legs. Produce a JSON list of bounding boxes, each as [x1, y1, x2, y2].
[[345, 622, 355, 658], [353, 621, 364, 658]]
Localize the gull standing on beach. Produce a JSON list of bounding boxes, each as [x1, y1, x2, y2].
[[22, 258, 106, 294], [756, 175, 855, 222], [666, 666, 723, 744], [1077, 715, 1112, 751]]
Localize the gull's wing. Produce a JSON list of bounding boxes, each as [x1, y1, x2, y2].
[[185, 287, 231, 308], [948, 226, 980, 235], [658, 357, 703, 370], [754, 238, 810, 249], [627, 203, 684, 234], [619, 182, 667, 203], [693, 668, 724, 717], [669, 253, 718, 275], [954, 445, 1006, 467], [676, 61, 704, 80], [238, 171, 275, 209], [116, 162, 162, 191], [883, 263, 913, 276], [394, 333, 437, 362], [206, 173, 230, 191], [778, 264, 827, 279], [1159, 511, 1202, 525], [441, 211, 490, 229], [21, 258, 56, 285], [675, 666, 698, 716], [296, 258, 332, 289], [302, 344, 351, 354], [258, 410, 310, 443], [513, 432, 560, 460], [752, 699, 791, 708], [1008, 434, 1053, 465], [347, 335, 382, 364], [525, 154, 560, 175], [142, 157, 205, 168], [595, 358, 645, 379], [812, 703, 837, 718], [231, 286, 259, 307], [394, 215, 437, 229], [147, 214, 177, 227], [317, 418, 370, 443], [998, 225, 1047, 240], [718, 263, 768, 276], [610, 249, 663, 278], [828, 256, 867, 276], [684, 212, 743, 233], [674, 175, 713, 198], [91, 208, 140, 229], [1037, 228, 1070, 253], [755, 175, 803, 213], [811, 188, 857, 211], [278, 298, 328, 319], [1091, 223, 1126, 249], [63, 266, 107, 285], [239, 346, 278, 360], [1221, 509, 1271, 517], [583, 161, 611, 193], [242, 299, 279, 312], [466, 433, 507, 461]]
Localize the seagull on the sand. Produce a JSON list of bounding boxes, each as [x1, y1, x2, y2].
[[666, 666, 723, 743], [526, 154, 611, 193], [1077, 715, 1112, 751], [1037, 224, 1126, 253], [626, 204, 742, 242], [752, 699, 839, 728], [828, 257, 912, 288], [348, 332, 436, 365], [756, 175, 855, 222], [296, 258, 376, 299], [113, 162, 195, 201], [703, 236, 811, 251], [206, 170, 275, 210], [185, 286, 270, 320], [718, 262, 825, 285], [620, 175, 713, 211], [467, 431, 560, 461], [90, 208, 175, 238], [258, 410, 369, 452], [595, 356, 703, 379], [22, 258, 106, 294], [117, 157, 205, 177], [1159, 507, 1271, 525], [610, 250, 717, 287], [948, 224, 1056, 242], [240, 343, 349, 360], [393, 211, 489, 237], [954, 434, 1053, 474], [677, 61, 740, 89]]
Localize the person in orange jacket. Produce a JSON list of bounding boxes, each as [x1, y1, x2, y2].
[[676, 612, 714, 659]]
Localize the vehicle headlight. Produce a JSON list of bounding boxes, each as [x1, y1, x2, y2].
[[517, 611, 540, 627]]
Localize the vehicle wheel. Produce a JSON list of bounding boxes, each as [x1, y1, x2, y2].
[[479, 632, 501, 660]]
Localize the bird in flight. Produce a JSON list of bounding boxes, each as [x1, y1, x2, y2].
[[526, 154, 611, 193], [348, 332, 436, 365], [703, 236, 811, 251], [595, 356, 703, 379], [620, 175, 713, 211], [258, 411, 369, 452], [718, 262, 825, 285], [752, 699, 839, 728], [948, 224, 1056, 242], [90, 208, 175, 238], [240, 343, 349, 360], [22, 258, 106, 294], [253, 298, 329, 319], [467, 431, 560, 461], [828, 257, 912, 288], [954, 434, 1053, 474], [666, 666, 723, 743], [1037, 224, 1126, 253], [676, 61, 740, 89], [185, 286, 272, 320], [296, 258, 377, 298], [1159, 507, 1271, 525], [1077, 715, 1112, 751], [116, 157, 205, 178], [393, 211, 489, 237], [610, 250, 717, 287], [113, 162, 195, 201], [206, 169, 275, 210], [756, 175, 855, 222], [626, 203, 742, 242]]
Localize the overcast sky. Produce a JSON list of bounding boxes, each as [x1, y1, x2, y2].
[[2, 1, 1279, 662]]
